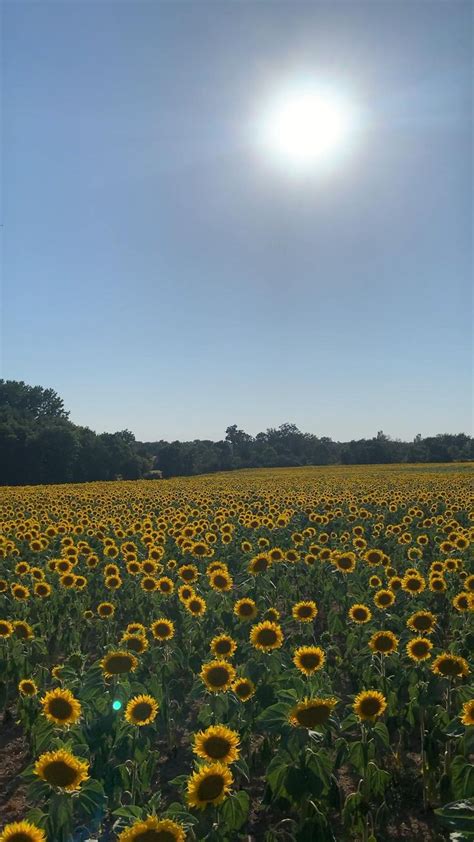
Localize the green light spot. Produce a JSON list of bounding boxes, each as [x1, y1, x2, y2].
[[112, 699, 122, 711]]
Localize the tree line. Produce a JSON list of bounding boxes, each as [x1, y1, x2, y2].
[[0, 380, 472, 485]]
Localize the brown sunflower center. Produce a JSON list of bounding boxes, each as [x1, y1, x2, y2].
[[48, 697, 74, 720], [131, 702, 153, 721], [256, 629, 278, 646], [215, 640, 232, 655], [239, 603, 254, 616], [438, 658, 463, 676], [105, 655, 134, 674], [296, 704, 331, 727], [134, 831, 177, 842], [297, 606, 313, 618], [353, 608, 368, 621], [196, 773, 225, 801], [206, 666, 231, 687], [413, 616, 431, 631], [300, 652, 321, 669], [359, 698, 382, 717], [154, 623, 170, 637], [411, 641, 430, 657], [43, 759, 79, 787], [377, 593, 392, 605], [374, 635, 395, 653], [126, 637, 145, 652], [203, 735, 232, 759]]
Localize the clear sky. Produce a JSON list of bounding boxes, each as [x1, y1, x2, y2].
[[2, 0, 472, 442]]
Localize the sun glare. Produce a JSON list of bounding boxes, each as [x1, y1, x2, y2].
[[259, 84, 358, 173]]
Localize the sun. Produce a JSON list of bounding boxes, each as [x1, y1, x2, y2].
[[258, 83, 358, 173]]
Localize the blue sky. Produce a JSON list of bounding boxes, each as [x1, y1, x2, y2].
[[2, 1, 472, 442]]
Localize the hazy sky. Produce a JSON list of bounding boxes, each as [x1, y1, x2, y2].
[[2, 1, 472, 442]]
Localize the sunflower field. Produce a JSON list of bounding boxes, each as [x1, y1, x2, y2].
[[0, 464, 473, 842]]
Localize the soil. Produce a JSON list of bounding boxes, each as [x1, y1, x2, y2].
[[0, 712, 30, 822]]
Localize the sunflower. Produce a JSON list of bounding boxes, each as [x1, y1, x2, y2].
[[178, 584, 196, 603], [117, 815, 186, 842], [364, 549, 385, 567], [268, 547, 284, 563], [348, 604, 372, 624], [432, 653, 470, 678], [140, 576, 158, 593], [34, 748, 89, 791], [429, 576, 447, 593], [209, 570, 233, 592], [248, 554, 271, 575], [200, 660, 236, 693], [185, 595, 207, 617], [19, 679, 38, 697], [461, 699, 474, 726], [406, 637, 433, 662], [289, 697, 337, 728], [178, 564, 199, 583], [333, 552, 357, 573], [125, 694, 159, 726], [293, 645, 325, 675], [97, 602, 115, 618], [186, 762, 233, 809], [101, 650, 138, 678], [406, 610, 436, 634], [121, 633, 149, 654], [193, 724, 240, 764], [402, 573, 426, 595], [452, 592, 472, 612], [234, 598, 258, 621], [151, 619, 175, 641], [41, 688, 82, 727], [292, 601, 318, 623], [0, 620, 13, 638], [374, 589, 395, 610], [126, 622, 147, 636], [368, 631, 398, 655], [210, 634, 237, 659], [157, 576, 174, 595], [353, 690, 387, 721], [265, 607, 281, 622], [0, 821, 46, 842], [34, 582, 51, 598], [12, 621, 34, 641], [11, 584, 30, 601], [232, 677, 255, 701], [250, 621, 284, 652]]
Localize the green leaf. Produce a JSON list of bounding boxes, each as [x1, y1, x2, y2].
[[257, 702, 290, 731], [265, 753, 290, 799], [451, 759, 474, 800], [435, 799, 474, 832], [373, 721, 390, 748], [219, 790, 250, 831], [75, 779, 107, 820]]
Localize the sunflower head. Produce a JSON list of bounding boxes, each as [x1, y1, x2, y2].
[[293, 645, 325, 676], [34, 748, 89, 791], [432, 653, 470, 678], [292, 601, 318, 623], [354, 690, 387, 721], [0, 620, 13, 638], [234, 598, 258, 621], [117, 815, 187, 842], [97, 602, 115, 618], [101, 650, 138, 678], [200, 660, 236, 693], [186, 762, 233, 809], [151, 618, 175, 641], [407, 610, 436, 634], [125, 694, 159, 726], [461, 699, 474, 727], [374, 589, 395, 609], [369, 631, 398, 655], [348, 604, 372, 624], [250, 621, 284, 652], [186, 596, 207, 617], [289, 697, 337, 729], [210, 634, 237, 659], [193, 724, 240, 764], [121, 633, 149, 654], [41, 688, 82, 727], [406, 637, 433, 662], [232, 677, 255, 701], [19, 679, 38, 697], [0, 820, 46, 842]]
